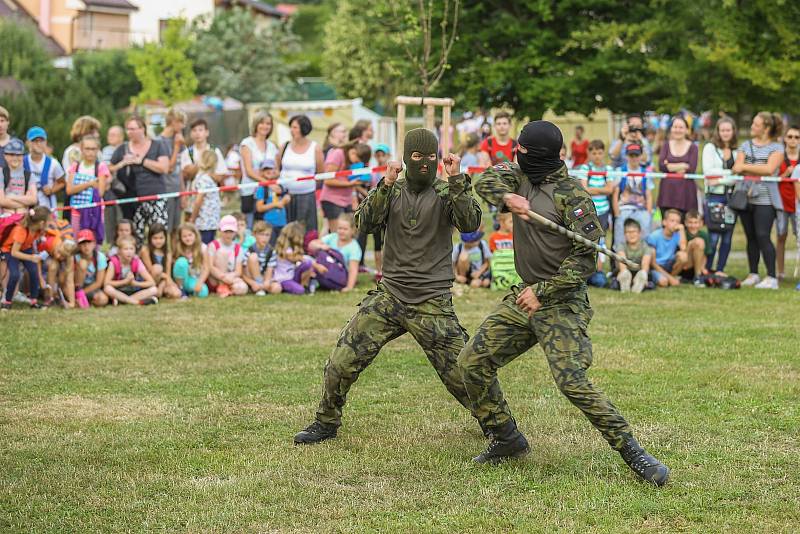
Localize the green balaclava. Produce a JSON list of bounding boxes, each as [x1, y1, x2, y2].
[[403, 128, 439, 192]]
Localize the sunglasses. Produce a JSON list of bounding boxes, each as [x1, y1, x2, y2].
[[786, 135, 800, 139]]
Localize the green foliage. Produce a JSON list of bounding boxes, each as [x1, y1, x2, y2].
[[321, 0, 425, 109], [128, 19, 197, 105], [72, 49, 141, 110], [0, 19, 119, 153], [289, 3, 332, 77], [188, 7, 300, 103]]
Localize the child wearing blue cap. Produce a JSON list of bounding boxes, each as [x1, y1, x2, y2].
[[1, 138, 38, 215], [25, 126, 66, 210], [453, 227, 492, 288]]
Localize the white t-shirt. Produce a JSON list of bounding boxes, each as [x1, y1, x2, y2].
[[25, 155, 65, 209], [240, 136, 278, 196], [179, 145, 228, 177]]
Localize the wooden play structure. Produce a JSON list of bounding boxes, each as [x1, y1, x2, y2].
[[395, 95, 455, 157]]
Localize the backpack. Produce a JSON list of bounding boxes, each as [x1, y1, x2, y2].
[[23, 154, 52, 191], [211, 239, 242, 269], [0, 213, 26, 246], [314, 248, 348, 290], [2, 166, 32, 194], [487, 137, 518, 165], [188, 145, 218, 164], [108, 254, 143, 281], [617, 169, 647, 200]]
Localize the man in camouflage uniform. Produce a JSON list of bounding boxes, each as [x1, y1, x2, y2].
[[457, 120, 670, 486], [295, 128, 501, 444]]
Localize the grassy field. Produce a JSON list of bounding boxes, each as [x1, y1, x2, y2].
[[2, 263, 800, 532]]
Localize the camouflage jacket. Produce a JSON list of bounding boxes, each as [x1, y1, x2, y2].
[[474, 163, 603, 298], [355, 173, 481, 235]]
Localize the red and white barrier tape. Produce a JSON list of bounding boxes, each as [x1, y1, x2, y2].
[[59, 164, 797, 211]]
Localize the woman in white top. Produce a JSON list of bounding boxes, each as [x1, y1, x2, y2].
[[240, 112, 279, 229], [276, 115, 324, 234], [701, 117, 739, 275]]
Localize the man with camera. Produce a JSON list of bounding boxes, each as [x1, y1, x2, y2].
[[610, 114, 653, 168]]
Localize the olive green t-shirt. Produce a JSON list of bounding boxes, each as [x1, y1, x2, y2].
[[374, 175, 481, 304]]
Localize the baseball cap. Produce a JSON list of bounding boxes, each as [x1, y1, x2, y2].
[[260, 157, 276, 170], [77, 229, 96, 243], [374, 143, 390, 155], [3, 137, 25, 155], [460, 230, 484, 243], [26, 126, 47, 141], [219, 215, 238, 233], [625, 143, 643, 156]]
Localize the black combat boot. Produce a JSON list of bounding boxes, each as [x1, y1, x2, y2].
[[473, 419, 530, 464], [294, 421, 338, 445], [619, 437, 670, 486]]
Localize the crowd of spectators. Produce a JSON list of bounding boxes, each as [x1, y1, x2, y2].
[[1, 102, 798, 311]]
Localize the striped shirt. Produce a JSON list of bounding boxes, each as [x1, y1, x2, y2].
[[740, 140, 782, 206], [577, 162, 612, 215]]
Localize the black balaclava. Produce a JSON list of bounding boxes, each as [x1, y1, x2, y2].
[[403, 128, 439, 192], [516, 120, 565, 184]]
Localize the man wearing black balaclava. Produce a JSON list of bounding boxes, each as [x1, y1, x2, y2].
[[295, 128, 503, 445], [457, 120, 670, 486]]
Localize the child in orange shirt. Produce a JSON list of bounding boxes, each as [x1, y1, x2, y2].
[[1, 206, 50, 310], [488, 211, 514, 253]]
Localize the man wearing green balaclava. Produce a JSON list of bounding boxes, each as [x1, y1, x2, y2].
[[295, 128, 501, 445]]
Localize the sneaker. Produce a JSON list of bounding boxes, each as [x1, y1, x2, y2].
[[741, 273, 761, 287], [692, 277, 705, 288], [294, 421, 338, 445], [143, 296, 159, 305], [617, 270, 632, 292], [12, 292, 31, 305], [0, 301, 11, 312], [631, 270, 648, 293], [619, 437, 670, 486], [29, 300, 45, 310], [754, 276, 779, 290], [217, 284, 232, 298], [255, 289, 267, 296]]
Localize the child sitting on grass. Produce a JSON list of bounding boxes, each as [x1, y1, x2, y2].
[[307, 213, 362, 292], [453, 229, 492, 288], [208, 214, 248, 297], [103, 235, 158, 305], [107, 218, 133, 258], [243, 220, 275, 296], [74, 229, 108, 308], [140, 223, 181, 300], [646, 208, 688, 288], [38, 224, 77, 308], [172, 222, 210, 298], [682, 209, 712, 286], [614, 218, 654, 293], [268, 222, 320, 295]]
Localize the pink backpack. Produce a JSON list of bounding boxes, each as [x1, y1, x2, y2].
[[211, 239, 241, 269], [108, 254, 143, 281]]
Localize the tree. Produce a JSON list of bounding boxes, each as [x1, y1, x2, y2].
[[0, 19, 118, 152], [322, 0, 458, 110], [72, 49, 141, 110], [128, 18, 197, 105], [188, 7, 300, 103]]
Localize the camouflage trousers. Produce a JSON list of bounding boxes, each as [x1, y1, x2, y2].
[[457, 285, 633, 450], [316, 285, 500, 427]]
